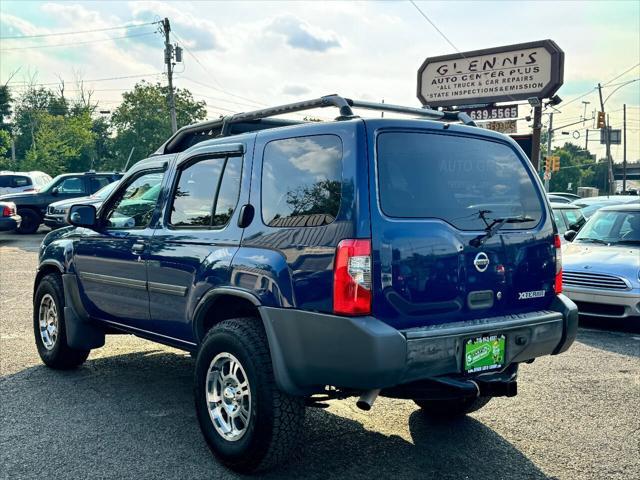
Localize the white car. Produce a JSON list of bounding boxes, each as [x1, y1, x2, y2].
[[0, 171, 52, 195], [562, 204, 640, 321]]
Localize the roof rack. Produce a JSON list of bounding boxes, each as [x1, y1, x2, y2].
[[160, 94, 477, 154]]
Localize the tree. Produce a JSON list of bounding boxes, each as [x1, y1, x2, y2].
[[21, 110, 95, 176], [110, 81, 207, 167], [0, 85, 12, 128]]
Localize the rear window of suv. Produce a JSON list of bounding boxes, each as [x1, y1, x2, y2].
[[376, 131, 542, 231]]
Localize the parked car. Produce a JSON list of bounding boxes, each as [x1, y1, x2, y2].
[[0, 171, 122, 234], [34, 95, 577, 473], [0, 171, 52, 195], [44, 180, 120, 229], [573, 195, 639, 219], [548, 194, 572, 204], [0, 201, 20, 232], [549, 192, 581, 201], [562, 204, 640, 321], [550, 202, 586, 240]]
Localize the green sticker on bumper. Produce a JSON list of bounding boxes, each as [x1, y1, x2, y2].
[[464, 334, 506, 373]]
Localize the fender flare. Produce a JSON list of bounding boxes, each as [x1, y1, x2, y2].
[[192, 287, 310, 396]]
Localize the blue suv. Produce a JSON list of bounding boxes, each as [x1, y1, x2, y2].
[[34, 95, 578, 473]]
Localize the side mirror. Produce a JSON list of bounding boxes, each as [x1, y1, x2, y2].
[[68, 204, 97, 228], [51, 187, 59, 195], [564, 230, 577, 242]]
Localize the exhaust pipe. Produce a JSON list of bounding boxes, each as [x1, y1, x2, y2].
[[356, 389, 381, 411]]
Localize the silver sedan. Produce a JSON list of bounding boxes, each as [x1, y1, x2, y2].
[[562, 203, 640, 321]]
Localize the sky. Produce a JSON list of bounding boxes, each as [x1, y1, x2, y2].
[[1, 0, 639, 163]]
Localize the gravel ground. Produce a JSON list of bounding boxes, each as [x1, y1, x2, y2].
[[1, 230, 639, 480]]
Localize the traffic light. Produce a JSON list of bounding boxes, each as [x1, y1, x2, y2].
[[597, 111, 606, 129], [543, 156, 550, 173], [552, 156, 560, 172]]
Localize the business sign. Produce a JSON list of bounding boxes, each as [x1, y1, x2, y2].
[[417, 40, 564, 107], [600, 128, 621, 145], [458, 104, 519, 122], [477, 120, 517, 134]]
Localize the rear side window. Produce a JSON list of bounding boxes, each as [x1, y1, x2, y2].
[[170, 156, 242, 228], [261, 135, 342, 227], [89, 176, 111, 194], [13, 176, 31, 187], [376, 132, 542, 230], [0, 176, 11, 187]]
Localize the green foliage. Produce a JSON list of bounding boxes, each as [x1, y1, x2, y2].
[[110, 81, 206, 167], [0, 85, 12, 128], [20, 110, 96, 176], [544, 142, 610, 194]]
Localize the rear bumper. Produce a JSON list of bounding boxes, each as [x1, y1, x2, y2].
[[0, 215, 20, 231], [564, 286, 640, 319], [261, 294, 578, 395]]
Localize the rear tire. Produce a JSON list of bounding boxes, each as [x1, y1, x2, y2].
[[414, 396, 491, 418], [194, 318, 305, 473], [33, 273, 90, 369], [17, 208, 41, 234]]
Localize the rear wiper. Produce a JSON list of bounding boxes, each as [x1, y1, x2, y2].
[[470, 211, 534, 247]]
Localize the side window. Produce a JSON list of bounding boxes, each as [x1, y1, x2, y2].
[[56, 176, 85, 194], [563, 209, 584, 230], [0, 176, 12, 187], [213, 156, 241, 227], [89, 177, 111, 194], [105, 171, 164, 229], [261, 135, 342, 227], [13, 176, 31, 187], [170, 155, 242, 228]]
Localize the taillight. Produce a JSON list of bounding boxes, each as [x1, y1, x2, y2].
[[554, 234, 562, 294], [2, 205, 15, 217], [333, 239, 372, 315]]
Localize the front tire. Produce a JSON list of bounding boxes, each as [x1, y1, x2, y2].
[[194, 318, 305, 473], [33, 274, 90, 369], [17, 208, 41, 234], [414, 396, 491, 418]]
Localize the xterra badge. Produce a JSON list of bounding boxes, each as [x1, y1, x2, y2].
[[518, 290, 546, 300]]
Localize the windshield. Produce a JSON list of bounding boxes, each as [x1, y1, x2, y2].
[[376, 132, 543, 230], [91, 180, 119, 199], [575, 210, 640, 245]]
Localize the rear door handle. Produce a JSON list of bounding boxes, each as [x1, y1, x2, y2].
[[131, 243, 145, 254]]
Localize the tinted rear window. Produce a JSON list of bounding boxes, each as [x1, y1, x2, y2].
[[377, 132, 542, 230]]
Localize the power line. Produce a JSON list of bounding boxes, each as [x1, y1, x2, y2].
[[0, 21, 159, 40], [7, 72, 164, 87], [603, 62, 640, 86], [1, 31, 158, 52], [409, 1, 459, 53]]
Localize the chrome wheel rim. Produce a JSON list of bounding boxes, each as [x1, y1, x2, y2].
[[205, 352, 251, 442], [38, 294, 58, 350]]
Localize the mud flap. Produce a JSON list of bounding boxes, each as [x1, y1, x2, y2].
[[62, 273, 105, 350]]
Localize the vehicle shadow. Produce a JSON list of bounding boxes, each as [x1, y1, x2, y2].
[[575, 325, 640, 357], [1, 350, 550, 480]]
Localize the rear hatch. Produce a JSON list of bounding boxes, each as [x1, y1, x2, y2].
[[367, 123, 556, 330]]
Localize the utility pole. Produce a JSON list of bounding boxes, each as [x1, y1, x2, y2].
[[623, 104, 627, 193], [162, 18, 178, 133], [584, 129, 589, 151], [581, 100, 590, 125], [597, 83, 614, 195], [531, 104, 542, 172], [544, 112, 553, 191]]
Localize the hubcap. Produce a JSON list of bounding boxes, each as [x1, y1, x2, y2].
[[205, 352, 251, 442], [38, 293, 58, 350]]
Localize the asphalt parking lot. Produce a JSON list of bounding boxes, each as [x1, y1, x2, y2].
[[1, 230, 639, 480]]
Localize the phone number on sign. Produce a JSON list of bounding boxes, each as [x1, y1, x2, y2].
[[465, 106, 518, 120]]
